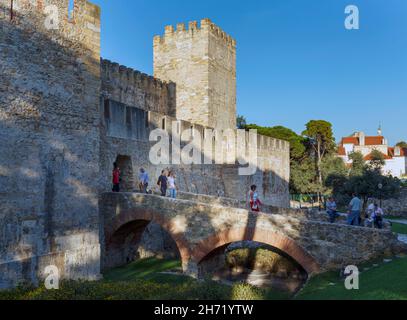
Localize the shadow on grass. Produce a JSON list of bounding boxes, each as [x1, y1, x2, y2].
[[103, 257, 183, 283]]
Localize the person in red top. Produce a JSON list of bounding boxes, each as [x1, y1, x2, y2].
[[112, 162, 121, 192], [249, 185, 262, 212]]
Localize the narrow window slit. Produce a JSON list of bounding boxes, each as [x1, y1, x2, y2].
[[68, 0, 74, 21]]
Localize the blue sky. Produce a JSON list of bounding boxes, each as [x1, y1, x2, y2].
[[92, 0, 407, 145]]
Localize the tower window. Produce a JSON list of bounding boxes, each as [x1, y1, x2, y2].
[[68, 0, 74, 21], [176, 121, 181, 134], [162, 117, 166, 130], [145, 111, 150, 128], [104, 99, 110, 119], [10, 0, 14, 21], [126, 107, 132, 126]]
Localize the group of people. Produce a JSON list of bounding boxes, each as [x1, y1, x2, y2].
[[156, 169, 178, 199], [112, 163, 178, 199], [114, 163, 386, 227], [326, 193, 385, 229]]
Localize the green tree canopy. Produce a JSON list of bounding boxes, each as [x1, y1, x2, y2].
[[245, 124, 306, 159], [396, 141, 407, 148], [348, 151, 365, 177], [236, 115, 247, 129], [368, 149, 386, 171], [302, 120, 336, 194]]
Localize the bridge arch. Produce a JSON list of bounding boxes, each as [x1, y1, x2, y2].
[[103, 208, 191, 270], [191, 227, 320, 275]]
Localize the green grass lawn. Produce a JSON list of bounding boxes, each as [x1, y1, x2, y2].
[[1, 256, 407, 300], [392, 223, 407, 235], [296, 255, 407, 300]]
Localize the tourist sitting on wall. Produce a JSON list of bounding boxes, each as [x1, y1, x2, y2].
[[138, 168, 149, 194], [372, 204, 384, 229], [112, 162, 121, 193], [249, 185, 262, 213], [364, 203, 384, 229], [366, 199, 375, 219], [157, 170, 168, 197], [326, 197, 339, 223], [348, 193, 362, 226], [168, 171, 178, 199]]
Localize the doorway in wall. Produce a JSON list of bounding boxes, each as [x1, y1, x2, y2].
[[115, 155, 134, 192]]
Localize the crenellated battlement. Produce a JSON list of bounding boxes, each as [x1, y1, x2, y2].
[[101, 58, 175, 90], [101, 58, 176, 116], [154, 18, 236, 48]]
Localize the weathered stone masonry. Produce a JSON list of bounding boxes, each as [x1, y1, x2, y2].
[[0, 1, 290, 288], [0, 0, 101, 288]]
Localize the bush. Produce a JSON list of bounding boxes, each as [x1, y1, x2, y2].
[[0, 278, 268, 301], [226, 248, 298, 275]]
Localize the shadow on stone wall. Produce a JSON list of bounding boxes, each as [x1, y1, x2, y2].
[[0, 2, 102, 288]]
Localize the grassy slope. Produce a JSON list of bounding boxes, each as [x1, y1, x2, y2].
[[3, 203, 407, 301], [296, 256, 407, 300], [392, 223, 407, 234]]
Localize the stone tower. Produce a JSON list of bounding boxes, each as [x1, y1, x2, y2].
[[153, 18, 237, 130]]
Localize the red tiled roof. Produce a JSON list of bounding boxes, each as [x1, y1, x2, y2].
[[342, 137, 359, 145], [364, 152, 392, 161], [338, 146, 346, 156], [340, 136, 385, 146], [365, 136, 384, 145]]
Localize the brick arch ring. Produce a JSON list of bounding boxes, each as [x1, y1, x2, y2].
[[191, 227, 321, 275], [104, 208, 192, 264], [105, 209, 320, 275]]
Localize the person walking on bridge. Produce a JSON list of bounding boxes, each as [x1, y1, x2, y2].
[[168, 171, 178, 199], [112, 162, 121, 193], [138, 168, 149, 194], [249, 185, 262, 212], [157, 169, 168, 197]]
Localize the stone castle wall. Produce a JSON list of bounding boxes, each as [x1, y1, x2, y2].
[[153, 19, 237, 130], [0, 0, 101, 288], [100, 59, 290, 207], [0, 1, 291, 288]]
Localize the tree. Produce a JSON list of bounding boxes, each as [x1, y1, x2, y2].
[[302, 120, 335, 196], [322, 156, 348, 189], [237, 115, 247, 129], [368, 149, 386, 171], [396, 141, 407, 149], [344, 168, 401, 211], [244, 124, 306, 159], [290, 159, 319, 194], [348, 151, 365, 176]]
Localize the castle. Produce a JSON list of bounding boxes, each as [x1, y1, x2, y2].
[[0, 0, 290, 287]]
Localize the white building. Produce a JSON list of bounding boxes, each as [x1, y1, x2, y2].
[[338, 129, 407, 178]]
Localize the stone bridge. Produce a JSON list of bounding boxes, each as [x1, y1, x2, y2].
[[100, 192, 403, 278]]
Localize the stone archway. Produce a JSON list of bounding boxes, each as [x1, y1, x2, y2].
[[103, 208, 191, 271], [115, 155, 134, 192], [191, 227, 320, 276]]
